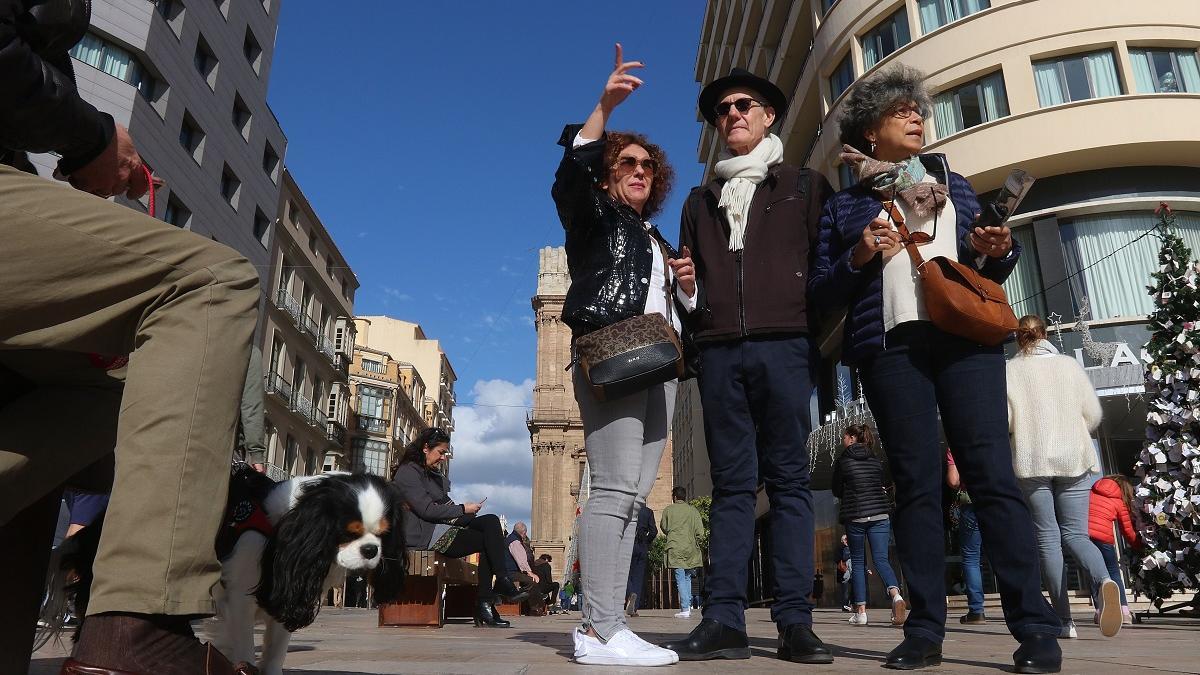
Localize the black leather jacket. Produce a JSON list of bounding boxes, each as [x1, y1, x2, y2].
[[551, 124, 681, 336], [0, 0, 115, 172]]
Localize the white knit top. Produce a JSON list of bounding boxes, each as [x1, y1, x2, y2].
[[1006, 349, 1102, 479]]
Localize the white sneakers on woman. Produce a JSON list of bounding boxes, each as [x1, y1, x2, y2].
[[574, 628, 679, 666], [673, 609, 691, 619], [891, 594, 908, 625], [848, 612, 868, 625], [1097, 579, 1122, 637]]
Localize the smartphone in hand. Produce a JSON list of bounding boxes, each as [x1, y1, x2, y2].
[[977, 169, 1035, 229]]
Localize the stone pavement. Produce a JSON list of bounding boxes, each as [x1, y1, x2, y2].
[[30, 607, 1199, 674]]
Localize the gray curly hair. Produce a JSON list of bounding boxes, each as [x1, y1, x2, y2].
[[837, 64, 932, 154]]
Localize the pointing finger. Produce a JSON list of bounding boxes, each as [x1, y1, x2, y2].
[[614, 43, 622, 70]]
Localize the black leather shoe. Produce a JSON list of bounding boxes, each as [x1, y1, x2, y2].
[[473, 599, 511, 627], [661, 618, 750, 661], [778, 623, 834, 664], [493, 576, 530, 603], [1013, 634, 1061, 674], [884, 636, 942, 670], [960, 611, 987, 624]]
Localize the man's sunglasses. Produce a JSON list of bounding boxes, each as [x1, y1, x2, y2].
[[613, 156, 658, 176], [714, 97, 765, 118]]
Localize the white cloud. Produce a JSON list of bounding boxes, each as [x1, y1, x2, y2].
[[381, 287, 411, 302], [447, 378, 534, 533]]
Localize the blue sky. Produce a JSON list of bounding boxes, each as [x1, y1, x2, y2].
[[268, 3, 707, 531]]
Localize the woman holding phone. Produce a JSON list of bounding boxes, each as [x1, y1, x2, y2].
[[809, 65, 1062, 673], [550, 43, 690, 667], [392, 428, 527, 627]]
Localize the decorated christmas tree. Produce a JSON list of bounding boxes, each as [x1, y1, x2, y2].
[[1131, 204, 1200, 607]]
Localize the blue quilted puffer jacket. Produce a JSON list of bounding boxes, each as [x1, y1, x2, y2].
[[807, 153, 1021, 365]]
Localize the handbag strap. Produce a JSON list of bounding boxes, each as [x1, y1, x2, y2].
[[881, 199, 928, 277]]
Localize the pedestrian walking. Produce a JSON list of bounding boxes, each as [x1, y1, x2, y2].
[[0, 1, 262, 671], [1008, 314, 1122, 638], [663, 65, 835, 665], [625, 504, 658, 616], [809, 65, 1062, 672], [660, 487, 704, 619], [393, 428, 528, 628], [947, 450, 987, 624], [831, 423, 907, 626], [553, 43, 688, 668], [1089, 474, 1141, 625]]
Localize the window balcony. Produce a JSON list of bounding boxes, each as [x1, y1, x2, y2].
[[265, 372, 292, 403], [356, 414, 389, 435], [265, 462, 289, 483], [326, 420, 346, 446], [291, 392, 315, 424], [274, 288, 302, 325], [312, 404, 328, 429]]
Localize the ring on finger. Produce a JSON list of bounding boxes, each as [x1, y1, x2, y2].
[[873, 235, 881, 245]]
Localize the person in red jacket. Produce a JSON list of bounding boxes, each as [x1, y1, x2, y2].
[[1089, 475, 1140, 624]]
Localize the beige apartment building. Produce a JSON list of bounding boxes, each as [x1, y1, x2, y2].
[[261, 168, 360, 481], [528, 247, 675, 582], [686, 0, 1200, 606], [346, 316, 456, 478]]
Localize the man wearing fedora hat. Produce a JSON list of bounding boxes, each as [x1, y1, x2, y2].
[[662, 68, 834, 664]]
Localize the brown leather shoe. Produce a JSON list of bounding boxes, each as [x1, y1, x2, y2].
[[65, 613, 255, 675]]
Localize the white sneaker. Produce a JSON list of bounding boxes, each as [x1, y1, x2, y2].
[[1060, 620, 1077, 639], [1098, 579, 1122, 637], [574, 628, 678, 666], [891, 595, 907, 625], [673, 609, 691, 619], [848, 612, 869, 625]]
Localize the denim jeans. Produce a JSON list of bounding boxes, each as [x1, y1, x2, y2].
[[1018, 473, 1111, 620], [860, 322, 1060, 644], [699, 335, 817, 632], [959, 503, 985, 614], [673, 567, 694, 611], [1092, 540, 1128, 605], [846, 518, 900, 605]]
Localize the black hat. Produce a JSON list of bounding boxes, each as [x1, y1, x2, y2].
[[698, 67, 788, 126]]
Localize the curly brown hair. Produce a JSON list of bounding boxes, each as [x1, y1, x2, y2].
[[602, 130, 675, 220]]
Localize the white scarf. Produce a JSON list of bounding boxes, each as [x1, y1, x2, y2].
[[714, 134, 784, 251]]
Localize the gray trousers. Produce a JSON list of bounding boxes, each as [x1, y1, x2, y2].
[[574, 369, 676, 641], [1019, 472, 1111, 619]]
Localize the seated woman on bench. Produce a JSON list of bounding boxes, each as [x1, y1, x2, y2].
[[393, 428, 528, 627]]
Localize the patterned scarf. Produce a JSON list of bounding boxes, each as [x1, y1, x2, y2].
[[840, 145, 948, 218]]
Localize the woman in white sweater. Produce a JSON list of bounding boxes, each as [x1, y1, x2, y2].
[[1007, 315, 1121, 639]]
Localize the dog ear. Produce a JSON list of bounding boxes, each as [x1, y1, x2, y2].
[[255, 481, 339, 632], [369, 482, 407, 604]]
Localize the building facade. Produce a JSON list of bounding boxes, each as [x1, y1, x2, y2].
[[262, 168, 358, 480], [528, 247, 676, 582], [689, 0, 1200, 606], [347, 317, 455, 478], [32, 0, 288, 295]]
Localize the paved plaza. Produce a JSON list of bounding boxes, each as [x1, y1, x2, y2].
[[30, 607, 1198, 674]]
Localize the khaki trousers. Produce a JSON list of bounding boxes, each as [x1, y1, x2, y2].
[[0, 164, 259, 616]]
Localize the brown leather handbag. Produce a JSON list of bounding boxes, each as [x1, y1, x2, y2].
[[888, 202, 1018, 346]]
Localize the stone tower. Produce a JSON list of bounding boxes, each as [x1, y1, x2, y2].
[[528, 246, 675, 582]]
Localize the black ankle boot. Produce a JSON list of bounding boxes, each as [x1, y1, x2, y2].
[[473, 599, 511, 628], [661, 618, 750, 661], [493, 576, 529, 603], [884, 636, 942, 670], [1013, 634, 1061, 674], [778, 623, 834, 664]]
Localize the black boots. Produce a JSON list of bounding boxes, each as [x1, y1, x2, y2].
[[661, 618, 750, 661], [473, 599, 511, 628], [884, 636, 942, 670], [1013, 633, 1062, 674], [778, 623, 833, 664], [493, 576, 529, 603]]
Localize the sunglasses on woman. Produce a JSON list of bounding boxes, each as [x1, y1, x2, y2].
[[612, 156, 658, 176], [714, 97, 765, 118], [882, 199, 936, 245]]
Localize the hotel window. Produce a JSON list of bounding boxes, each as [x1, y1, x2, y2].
[[861, 7, 911, 70], [932, 71, 1009, 137], [178, 112, 205, 164], [1001, 226, 1046, 319], [1130, 48, 1200, 93], [357, 385, 389, 419], [829, 53, 854, 101], [163, 194, 192, 229], [361, 358, 387, 375], [284, 435, 298, 474], [917, 0, 988, 34], [232, 93, 252, 141], [350, 438, 389, 477], [69, 33, 160, 103], [157, 0, 185, 37], [1032, 49, 1122, 107], [194, 35, 219, 89], [220, 164, 241, 209], [243, 28, 263, 74], [253, 207, 270, 248], [822, 0, 838, 13], [304, 448, 318, 476], [213, 0, 229, 19], [1062, 210, 1200, 320]]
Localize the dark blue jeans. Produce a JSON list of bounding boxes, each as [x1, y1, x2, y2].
[[699, 335, 816, 632], [1092, 539, 1128, 605], [959, 503, 985, 613], [860, 322, 1059, 644], [847, 518, 900, 605]]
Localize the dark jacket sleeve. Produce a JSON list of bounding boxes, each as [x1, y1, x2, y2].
[[949, 171, 1021, 284], [808, 194, 875, 312], [646, 506, 659, 541], [550, 123, 606, 232], [806, 170, 836, 254], [393, 465, 466, 523], [0, 0, 115, 172], [831, 454, 845, 499], [678, 188, 708, 317]]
